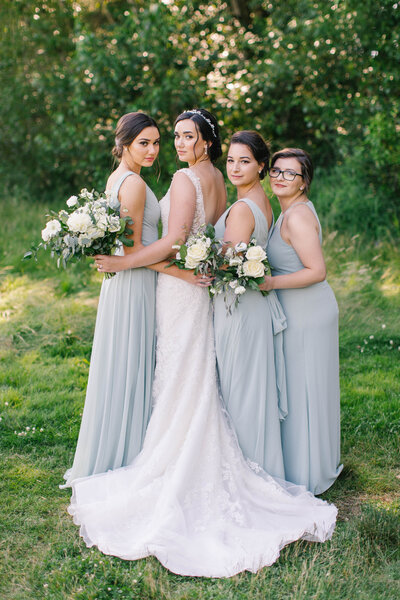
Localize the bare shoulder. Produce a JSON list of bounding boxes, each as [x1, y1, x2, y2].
[[286, 203, 319, 232], [119, 174, 146, 207], [227, 201, 254, 224]]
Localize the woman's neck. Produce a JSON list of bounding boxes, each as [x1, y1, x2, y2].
[[236, 179, 263, 200], [278, 190, 307, 213], [120, 157, 141, 174], [188, 156, 211, 168]]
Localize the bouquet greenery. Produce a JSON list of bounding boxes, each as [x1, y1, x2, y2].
[[24, 188, 133, 278]]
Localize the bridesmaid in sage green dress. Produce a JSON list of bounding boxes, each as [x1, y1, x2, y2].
[[262, 147, 342, 494], [62, 112, 161, 487], [213, 131, 287, 479]]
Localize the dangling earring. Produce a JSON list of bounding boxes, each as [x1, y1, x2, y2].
[[204, 145, 208, 156]]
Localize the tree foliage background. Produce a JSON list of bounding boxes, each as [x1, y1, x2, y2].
[[1, 0, 399, 237]]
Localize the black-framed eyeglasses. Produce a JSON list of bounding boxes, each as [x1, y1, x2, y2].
[[269, 167, 302, 182]]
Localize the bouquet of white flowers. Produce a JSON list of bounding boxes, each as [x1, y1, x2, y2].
[[212, 239, 271, 313], [24, 188, 133, 278], [168, 223, 221, 279]]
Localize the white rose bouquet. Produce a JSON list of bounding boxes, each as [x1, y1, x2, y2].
[[23, 188, 133, 278], [168, 224, 222, 282], [212, 239, 271, 313]]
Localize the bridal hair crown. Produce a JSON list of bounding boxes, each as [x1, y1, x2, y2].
[[185, 109, 216, 138]]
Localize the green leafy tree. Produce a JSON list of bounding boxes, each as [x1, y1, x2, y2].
[[1, 0, 398, 236]]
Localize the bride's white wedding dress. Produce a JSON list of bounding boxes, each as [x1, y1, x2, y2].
[[68, 169, 337, 578]]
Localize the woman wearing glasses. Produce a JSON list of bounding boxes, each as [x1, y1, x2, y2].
[[261, 148, 342, 494]]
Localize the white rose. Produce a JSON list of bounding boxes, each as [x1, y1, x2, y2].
[[41, 219, 61, 241], [229, 280, 238, 289], [66, 195, 78, 207], [185, 255, 200, 269], [107, 215, 121, 232], [80, 188, 94, 200], [186, 241, 208, 263], [67, 210, 92, 233], [41, 228, 51, 242], [245, 245, 267, 262], [235, 285, 246, 295], [86, 225, 104, 240], [235, 242, 247, 252], [229, 256, 243, 267], [242, 260, 265, 278], [47, 219, 62, 234]]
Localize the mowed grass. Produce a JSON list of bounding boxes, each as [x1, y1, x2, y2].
[[0, 197, 399, 599]]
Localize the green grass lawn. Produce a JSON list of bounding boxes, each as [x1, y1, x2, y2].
[[0, 197, 399, 599]]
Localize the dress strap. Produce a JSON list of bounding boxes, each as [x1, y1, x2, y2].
[[240, 198, 269, 226], [267, 212, 275, 243]]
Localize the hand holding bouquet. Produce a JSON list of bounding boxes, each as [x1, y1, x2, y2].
[[24, 188, 133, 278]]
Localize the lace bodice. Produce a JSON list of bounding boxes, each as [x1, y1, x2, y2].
[[160, 168, 206, 237]]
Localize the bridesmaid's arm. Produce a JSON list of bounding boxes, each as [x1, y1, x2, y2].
[[260, 208, 326, 291], [114, 174, 146, 253], [96, 172, 196, 272], [222, 202, 255, 246], [145, 261, 201, 284]]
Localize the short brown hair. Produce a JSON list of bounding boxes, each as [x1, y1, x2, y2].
[[271, 148, 313, 193]]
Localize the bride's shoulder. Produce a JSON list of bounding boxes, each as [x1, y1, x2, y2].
[[171, 168, 196, 186], [170, 169, 197, 200]]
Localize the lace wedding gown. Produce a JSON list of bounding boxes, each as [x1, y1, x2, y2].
[[68, 169, 337, 578]]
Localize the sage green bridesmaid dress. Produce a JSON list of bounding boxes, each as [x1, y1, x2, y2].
[[267, 200, 342, 494], [213, 199, 287, 479], [62, 171, 160, 487]]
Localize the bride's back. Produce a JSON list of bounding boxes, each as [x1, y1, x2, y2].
[[192, 163, 227, 226]]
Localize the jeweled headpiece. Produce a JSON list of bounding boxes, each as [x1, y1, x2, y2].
[[185, 109, 216, 138]]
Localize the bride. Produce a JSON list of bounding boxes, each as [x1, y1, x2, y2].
[[68, 109, 337, 578]]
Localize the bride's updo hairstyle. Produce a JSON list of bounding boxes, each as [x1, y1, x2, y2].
[[271, 148, 313, 193], [174, 108, 222, 163], [112, 112, 159, 160], [230, 131, 270, 180]]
